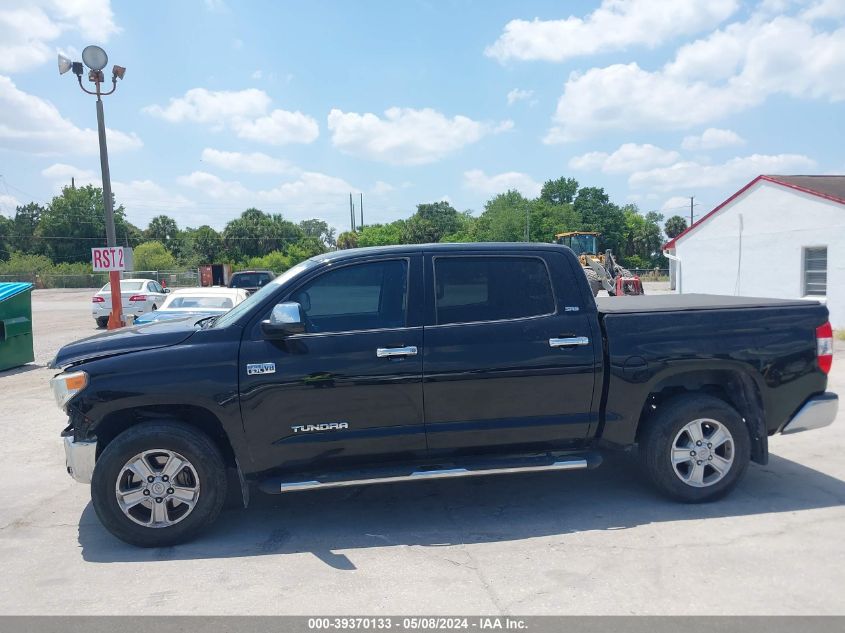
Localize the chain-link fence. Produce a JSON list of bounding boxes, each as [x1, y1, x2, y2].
[[0, 269, 201, 289], [628, 268, 669, 281]]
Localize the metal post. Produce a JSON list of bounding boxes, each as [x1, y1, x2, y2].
[[96, 95, 122, 330]]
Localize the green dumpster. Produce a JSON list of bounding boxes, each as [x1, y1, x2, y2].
[[0, 282, 35, 372]]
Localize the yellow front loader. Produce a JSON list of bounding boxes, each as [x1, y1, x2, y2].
[[554, 231, 643, 297]]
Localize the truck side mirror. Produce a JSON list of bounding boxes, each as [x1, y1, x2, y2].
[[261, 302, 305, 337]]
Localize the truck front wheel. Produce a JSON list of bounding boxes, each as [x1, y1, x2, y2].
[[639, 395, 750, 502], [91, 421, 227, 547]]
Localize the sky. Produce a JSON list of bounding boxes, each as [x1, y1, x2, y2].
[[1, 0, 844, 234]]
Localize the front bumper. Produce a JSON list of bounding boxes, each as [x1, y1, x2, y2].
[[63, 435, 96, 484], [782, 392, 838, 434]]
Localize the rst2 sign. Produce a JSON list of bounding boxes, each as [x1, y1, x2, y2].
[[92, 246, 133, 272]]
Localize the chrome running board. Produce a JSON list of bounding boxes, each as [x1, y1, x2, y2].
[[259, 454, 599, 494]]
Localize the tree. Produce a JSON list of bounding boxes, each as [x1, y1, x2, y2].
[[298, 219, 336, 248], [357, 221, 405, 247], [540, 177, 579, 205], [335, 231, 358, 249], [12, 202, 44, 255], [37, 185, 132, 262], [222, 208, 303, 261], [414, 201, 461, 240], [573, 186, 627, 257], [0, 214, 11, 260], [475, 190, 531, 242], [133, 241, 176, 271], [185, 225, 223, 264], [146, 215, 180, 249], [664, 215, 688, 239]]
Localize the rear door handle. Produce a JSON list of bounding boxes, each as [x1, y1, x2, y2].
[[549, 337, 590, 348], [377, 346, 418, 358]]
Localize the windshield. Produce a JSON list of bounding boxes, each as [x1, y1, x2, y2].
[[230, 272, 272, 288], [568, 234, 597, 254], [212, 260, 318, 329], [166, 296, 234, 309], [99, 280, 145, 292]]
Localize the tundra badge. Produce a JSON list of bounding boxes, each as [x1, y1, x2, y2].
[[291, 422, 349, 433], [247, 363, 276, 375]]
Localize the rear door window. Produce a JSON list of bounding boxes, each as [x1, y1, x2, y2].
[[434, 256, 555, 325]]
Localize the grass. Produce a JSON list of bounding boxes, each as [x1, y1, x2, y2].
[[837, 330, 845, 341]]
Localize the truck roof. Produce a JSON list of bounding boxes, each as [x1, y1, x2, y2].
[[315, 242, 570, 263]]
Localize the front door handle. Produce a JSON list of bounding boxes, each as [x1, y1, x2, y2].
[[549, 337, 590, 348], [377, 346, 418, 358]]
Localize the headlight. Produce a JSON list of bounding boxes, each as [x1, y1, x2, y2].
[[50, 371, 88, 410]]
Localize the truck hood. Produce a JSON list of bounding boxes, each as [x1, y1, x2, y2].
[[50, 317, 199, 369]]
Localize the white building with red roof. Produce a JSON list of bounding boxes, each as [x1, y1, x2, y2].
[[663, 175, 845, 327]]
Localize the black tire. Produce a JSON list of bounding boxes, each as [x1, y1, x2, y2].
[[95, 317, 108, 328], [583, 268, 602, 297], [152, 304, 158, 311], [91, 421, 227, 547], [639, 395, 750, 502]]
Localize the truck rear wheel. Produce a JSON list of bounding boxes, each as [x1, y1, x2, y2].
[[91, 421, 227, 547], [639, 395, 750, 502]]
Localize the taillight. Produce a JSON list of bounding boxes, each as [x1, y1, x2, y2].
[[128, 295, 147, 302], [92, 296, 104, 303], [816, 321, 833, 374]]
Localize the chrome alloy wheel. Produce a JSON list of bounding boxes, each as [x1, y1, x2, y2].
[[114, 449, 200, 528], [670, 418, 735, 488]]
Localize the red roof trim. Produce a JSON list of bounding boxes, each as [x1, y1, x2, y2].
[[662, 175, 845, 250]]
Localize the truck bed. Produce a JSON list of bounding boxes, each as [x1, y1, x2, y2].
[[596, 293, 819, 314]]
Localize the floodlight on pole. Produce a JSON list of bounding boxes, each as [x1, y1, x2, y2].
[[82, 45, 108, 71], [59, 45, 127, 330], [57, 54, 72, 75]]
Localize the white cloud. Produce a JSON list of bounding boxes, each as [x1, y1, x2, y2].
[[327, 107, 510, 165], [41, 163, 97, 182], [569, 143, 680, 173], [0, 0, 120, 73], [144, 88, 319, 145], [681, 128, 745, 151], [463, 169, 542, 197], [232, 109, 319, 145], [257, 172, 354, 207], [251, 70, 263, 80], [41, 162, 194, 226], [200, 148, 296, 174], [485, 0, 738, 63], [0, 75, 142, 155], [661, 195, 694, 212], [0, 193, 20, 214], [144, 88, 270, 126], [545, 12, 845, 142], [372, 181, 395, 195], [629, 153, 816, 191], [177, 171, 249, 199], [507, 89, 534, 105]]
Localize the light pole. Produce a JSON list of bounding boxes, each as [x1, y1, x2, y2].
[[59, 47, 127, 329]]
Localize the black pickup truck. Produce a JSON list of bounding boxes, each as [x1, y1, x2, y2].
[[51, 243, 838, 547]]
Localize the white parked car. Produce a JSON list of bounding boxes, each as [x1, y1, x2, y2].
[[91, 278, 168, 328], [134, 287, 249, 325]]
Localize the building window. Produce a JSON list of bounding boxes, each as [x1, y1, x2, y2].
[[803, 247, 827, 297]]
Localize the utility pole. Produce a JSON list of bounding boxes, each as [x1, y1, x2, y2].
[[525, 204, 530, 242], [689, 196, 695, 227], [360, 193, 364, 229], [349, 193, 355, 232]]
